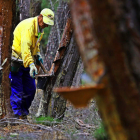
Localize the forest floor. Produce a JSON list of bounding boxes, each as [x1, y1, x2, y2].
[[0, 89, 101, 140]]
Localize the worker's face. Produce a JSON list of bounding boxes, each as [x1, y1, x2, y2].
[[38, 15, 49, 29]]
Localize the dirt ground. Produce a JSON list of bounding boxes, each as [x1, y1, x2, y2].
[[0, 89, 101, 140]]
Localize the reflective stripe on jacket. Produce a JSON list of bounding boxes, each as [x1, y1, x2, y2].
[[12, 16, 44, 68]]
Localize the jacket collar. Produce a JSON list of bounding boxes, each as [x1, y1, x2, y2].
[[34, 16, 44, 37], [34, 16, 38, 37]]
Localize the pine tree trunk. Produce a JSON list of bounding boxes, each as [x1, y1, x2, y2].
[[0, 0, 16, 118], [36, 1, 71, 117], [44, 1, 70, 71], [36, 1, 84, 118], [19, 0, 41, 21], [71, 58, 83, 87], [47, 37, 81, 119], [19, 0, 30, 20], [71, 0, 140, 139], [30, 0, 41, 17]]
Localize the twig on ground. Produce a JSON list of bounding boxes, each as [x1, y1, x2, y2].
[[0, 119, 53, 131], [75, 118, 98, 129]]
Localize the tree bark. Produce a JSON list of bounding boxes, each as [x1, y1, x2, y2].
[[19, 0, 30, 20], [37, 15, 74, 118], [71, 0, 140, 139], [36, 2, 71, 117], [0, 0, 16, 118], [19, 0, 41, 21], [71, 58, 83, 87], [30, 0, 41, 17], [36, 1, 70, 117], [37, 2, 83, 118], [47, 36, 80, 119], [44, 1, 70, 71]]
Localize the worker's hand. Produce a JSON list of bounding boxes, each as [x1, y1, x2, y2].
[[29, 63, 38, 78], [36, 52, 43, 65]]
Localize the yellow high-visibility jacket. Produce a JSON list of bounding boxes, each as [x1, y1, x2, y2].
[[12, 16, 44, 68]]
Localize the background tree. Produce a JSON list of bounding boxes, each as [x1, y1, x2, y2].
[[36, 1, 84, 118], [19, 0, 41, 21]]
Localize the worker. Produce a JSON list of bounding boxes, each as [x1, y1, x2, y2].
[[9, 8, 54, 119]]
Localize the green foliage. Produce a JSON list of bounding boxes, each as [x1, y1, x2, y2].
[[84, 118, 89, 123], [0, 136, 4, 140], [81, 79, 87, 86], [41, 0, 51, 48], [10, 135, 17, 138], [10, 133, 19, 138], [41, 27, 51, 47], [35, 116, 61, 126], [94, 123, 109, 140]]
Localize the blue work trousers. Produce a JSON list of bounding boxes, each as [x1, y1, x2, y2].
[[9, 65, 36, 116]]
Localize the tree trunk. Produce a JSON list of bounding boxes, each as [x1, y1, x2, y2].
[[19, 0, 30, 20], [36, 0, 84, 117], [0, 0, 16, 118], [47, 37, 81, 119], [19, 0, 41, 21], [44, 1, 70, 71], [71, 58, 83, 87], [36, 1, 71, 117], [71, 0, 140, 139], [36, 15, 74, 118], [30, 0, 41, 17]]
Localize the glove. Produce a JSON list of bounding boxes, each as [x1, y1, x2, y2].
[[36, 52, 43, 66], [29, 63, 38, 78]]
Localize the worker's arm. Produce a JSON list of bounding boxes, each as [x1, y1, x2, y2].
[[21, 28, 34, 68]]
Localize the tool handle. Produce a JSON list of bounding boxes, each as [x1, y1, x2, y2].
[[34, 55, 48, 74], [40, 62, 48, 74]]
